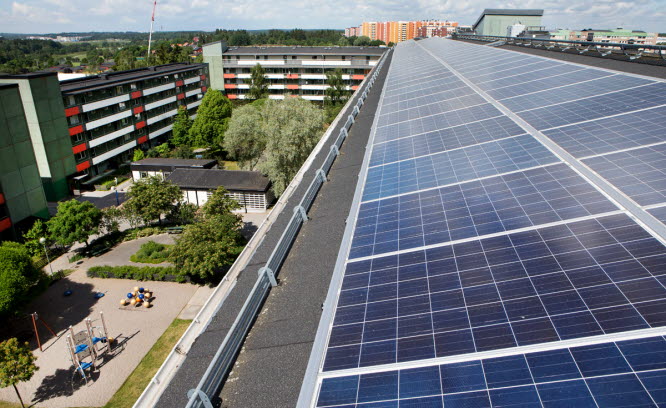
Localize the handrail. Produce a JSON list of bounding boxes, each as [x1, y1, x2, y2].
[[453, 33, 666, 61], [182, 49, 391, 408]]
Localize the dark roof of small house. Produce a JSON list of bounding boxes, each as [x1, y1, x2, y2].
[[167, 168, 271, 192]]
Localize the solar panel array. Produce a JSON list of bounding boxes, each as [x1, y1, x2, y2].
[[305, 38, 666, 408]]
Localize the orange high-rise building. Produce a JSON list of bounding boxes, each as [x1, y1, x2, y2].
[[349, 20, 458, 43]]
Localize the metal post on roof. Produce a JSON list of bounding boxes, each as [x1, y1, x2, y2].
[[330, 144, 339, 157], [186, 388, 214, 408], [348, 114, 355, 125], [316, 169, 327, 183], [293, 205, 308, 222], [258, 266, 277, 287]]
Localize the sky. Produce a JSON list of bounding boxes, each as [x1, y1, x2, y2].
[[1, 0, 665, 34]]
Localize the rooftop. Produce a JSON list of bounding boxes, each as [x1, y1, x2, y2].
[[59, 62, 206, 94], [167, 168, 271, 192], [216, 44, 387, 56], [130, 158, 217, 168], [474, 8, 544, 29]]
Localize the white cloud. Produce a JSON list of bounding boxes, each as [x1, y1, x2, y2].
[[2, 0, 665, 33]]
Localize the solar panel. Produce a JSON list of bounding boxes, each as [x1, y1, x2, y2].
[[300, 38, 666, 408]]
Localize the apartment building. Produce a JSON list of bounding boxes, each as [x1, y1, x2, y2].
[[357, 20, 458, 43], [0, 83, 49, 239], [60, 63, 209, 183], [203, 42, 386, 101], [569, 28, 659, 45], [344, 27, 361, 37]]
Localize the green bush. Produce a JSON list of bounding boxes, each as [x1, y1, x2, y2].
[[130, 241, 172, 264], [86, 265, 187, 282]]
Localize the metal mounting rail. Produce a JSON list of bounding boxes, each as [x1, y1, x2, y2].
[[183, 49, 392, 408]]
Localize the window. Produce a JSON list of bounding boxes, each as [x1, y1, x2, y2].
[[292, 56, 296, 60], [312, 56, 317, 59], [71, 133, 84, 143], [283, 55, 288, 59], [75, 151, 87, 161], [131, 83, 138, 90]]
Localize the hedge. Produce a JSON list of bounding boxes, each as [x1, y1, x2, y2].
[[87, 265, 188, 283]]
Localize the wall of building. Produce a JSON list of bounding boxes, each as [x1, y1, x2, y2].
[[0, 84, 49, 235], [0, 74, 76, 201], [180, 188, 270, 212], [202, 42, 227, 91], [476, 15, 543, 37]]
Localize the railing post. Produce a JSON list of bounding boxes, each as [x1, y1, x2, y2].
[[348, 114, 355, 125], [330, 144, 339, 156], [293, 205, 308, 222], [187, 389, 214, 408], [316, 169, 327, 183], [258, 266, 277, 287]]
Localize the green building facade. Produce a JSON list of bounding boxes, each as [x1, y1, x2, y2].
[[473, 9, 544, 37], [0, 83, 49, 239], [0, 72, 76, 201]]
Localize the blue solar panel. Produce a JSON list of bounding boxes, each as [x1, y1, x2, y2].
[[649, 206, 666, 225], [484, 68, 612, 99], [543, 106, 666, 158], [370, 116, 526, 167], [377, 93, 488, 127], [326, 214, 666, 370], [317, 336, 666, 407], [351, 164, 618, 259], [380, 85, 476, 113], [583, 143, 666, 206]]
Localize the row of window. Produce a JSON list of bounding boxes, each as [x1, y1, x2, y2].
[[222, 55, 373, 61], [222, 67, 369, 75], [227, 78, 365, 86]]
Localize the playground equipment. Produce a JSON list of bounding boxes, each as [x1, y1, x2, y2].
[[65, 311, 114, 384], [30, 312, 57, 352], [120, 286, 153, 309]]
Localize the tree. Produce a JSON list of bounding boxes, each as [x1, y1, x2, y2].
[[154, 143, 171, 157], [171, 106, 193, 147], [200, 187, 241, 219], [223, 104, 266, 170], [132, 149, 145, 162], [188, 89, 232, 148], [100, 207, 122, 235], [0, 243, 42, 316], [369, 40, 386, 46], [325, 68, 350, 106], [22, 219, 49, 257], [124, 176, 182, 225], [258, 98, 325, 196], [247, 63, 268, 100], [169, 213, 243, 281], [0, 338, 38, 408], [48, 200, 102, 247], [353, 36, 371, 46]]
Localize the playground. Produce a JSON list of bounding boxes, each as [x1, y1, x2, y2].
[[0, 266, 201, 407]]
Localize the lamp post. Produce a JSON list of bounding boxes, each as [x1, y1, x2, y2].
[[39, 237, 54, 276]]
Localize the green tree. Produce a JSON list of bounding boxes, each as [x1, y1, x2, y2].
[[0, 243, 42, 316], [258, 98, 325, 196], [169, 213, 243, 281], [0, 338, 38, 408], [171, 106, 193, 147], [47, 200, 102, 247], [223, 104, 266, 170], [100, 207, 122, 235], [353, 36, 371, 46], [200, 187, 241, 219], [188, 89, 232, 148], [22, 219, 49, 257], [132, 149, 145, 162], [337, 36, 350, 46], [154, 143, 171, 157], [247, 63, 268, 100], [124, 176, 182, 225], [325, 68, 350, 106], [369, 40, 386, 46]]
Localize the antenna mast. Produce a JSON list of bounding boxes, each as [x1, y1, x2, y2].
[[147, 1, 157, 61]]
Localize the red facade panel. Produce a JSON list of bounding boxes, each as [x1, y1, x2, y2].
[[200, 74, 206, 80], [177, 93, 185, 100], [227, 94, 238, 99], [351, 85, 359, 90], [0, 193, 5, 205], [0, 217, 11, 232], [131, 91, 142, 99], [133, 106, 145, 114], [176, 80, 184, 87], [76, 161, 91, 172], [351, 75, 365, 80], [65, 106, 80, 117], [69, 125, 84, 136], [223, 74, 236, 79], [286, 84, 299, 90], [72, 143, 87, 154], [137, 135, 148, 144], [224, 84, 237, 89], [202, 86, 207, 93], [135, 121, 146, 130], [286, 74, 299, 79]]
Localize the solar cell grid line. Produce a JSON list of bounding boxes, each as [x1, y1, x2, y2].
[[323, 213, 666, 372], [377, 94, 489, 128], [648, 206, 666, 225], [473, 63, 584, 88], [362, 134, 559, 202], [350, 163, 620, 259], [506, 79, 658, 115], [542, 106, 666, 160], [380, 76, 467, 103], [380, 85, 478, 113], [463, 60, 563, 84], [380, 81, 470, 108], [315, 335, 666, 407], [582, 144, 666, 206], [369, 117, 527, 167], [383, 70, 454, 94], [447, 53, 536, 72], [485, 67, 612, 99]]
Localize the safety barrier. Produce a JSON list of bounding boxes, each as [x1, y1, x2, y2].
[[183, 48, 391, 408]]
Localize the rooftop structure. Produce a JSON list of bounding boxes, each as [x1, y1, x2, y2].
[[130, 157, 217, 181], [145, 36, 666, 408], [203, 42, 386, 101], [473, 9, 544, 37]]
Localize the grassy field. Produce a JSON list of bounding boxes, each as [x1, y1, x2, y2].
[[0, 319, 192, 408], [222, 160, 241, 170], [103, 319, 191, 408]]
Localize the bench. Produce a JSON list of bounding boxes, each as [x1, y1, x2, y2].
[[166, 227, 184, 234]]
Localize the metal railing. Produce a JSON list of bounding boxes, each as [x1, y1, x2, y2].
[[453, 33, 666, 61], [183, 49, 390, 408]]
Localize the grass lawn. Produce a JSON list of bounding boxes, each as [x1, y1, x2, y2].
[[104, 318, 191, 408], [0, 319, 191, 408], [222, 160, 241, 170]]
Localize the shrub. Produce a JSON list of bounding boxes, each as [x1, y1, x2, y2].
[[86, 265, 187, 282], [130, 241, 172, 264]]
